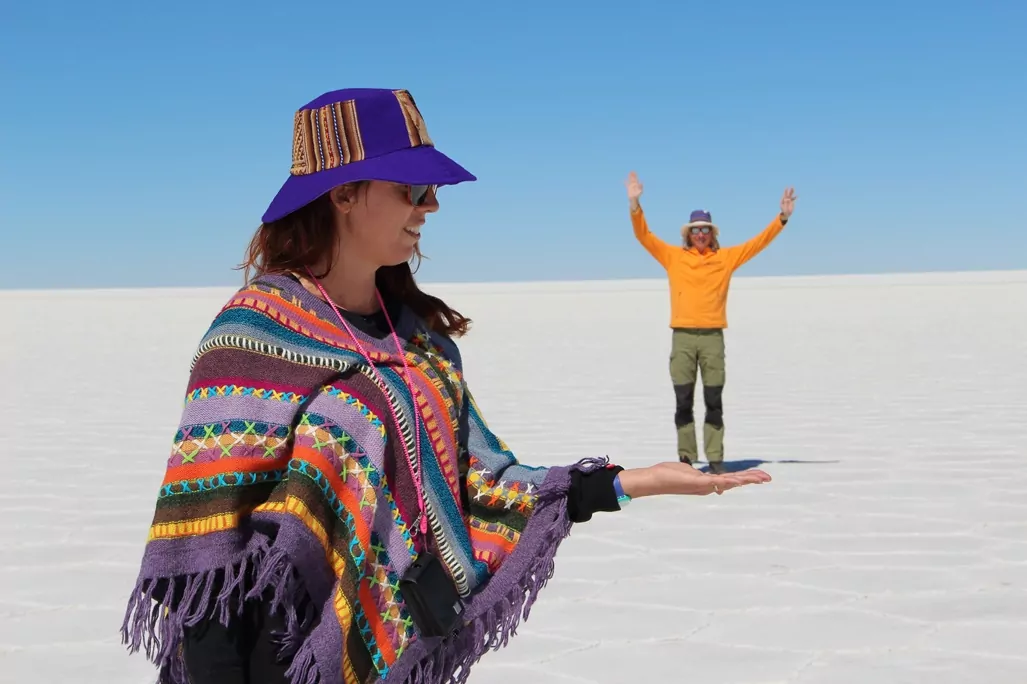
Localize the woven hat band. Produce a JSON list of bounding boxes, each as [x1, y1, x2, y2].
[[289, 89, 434, 177]]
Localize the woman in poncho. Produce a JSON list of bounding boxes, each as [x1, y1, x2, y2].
[[121, 87, 771, 684]]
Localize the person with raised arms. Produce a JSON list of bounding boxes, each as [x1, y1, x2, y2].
[[626, 170, 796, 472]]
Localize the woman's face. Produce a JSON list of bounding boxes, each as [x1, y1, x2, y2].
[[332, 181, 439, 267]]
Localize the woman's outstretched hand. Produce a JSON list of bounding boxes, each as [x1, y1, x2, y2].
[[617, 462, 771, 498]]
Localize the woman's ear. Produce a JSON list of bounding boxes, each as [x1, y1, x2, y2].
[[328, 183, 358, 213]]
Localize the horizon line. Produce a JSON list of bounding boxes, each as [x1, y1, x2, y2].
[[2, 267, 1026, 297]]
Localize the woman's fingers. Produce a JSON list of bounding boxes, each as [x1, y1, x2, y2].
[[725, 469, 772, 483], [706, 469, 772, 494]]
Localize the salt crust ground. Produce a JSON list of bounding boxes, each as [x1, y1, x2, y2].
[[1, 270, 1025, 683]]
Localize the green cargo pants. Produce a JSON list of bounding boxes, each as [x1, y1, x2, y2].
[[669, 328, 726, 464]]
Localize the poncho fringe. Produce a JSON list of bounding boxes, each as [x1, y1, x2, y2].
[[122, 459, 605, 683]]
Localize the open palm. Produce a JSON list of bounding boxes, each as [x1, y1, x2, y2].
[[620, 461, 772, 498], [651, 461, 771, 495], [780, 187, 797, 218], [625, 171, 643, 201]]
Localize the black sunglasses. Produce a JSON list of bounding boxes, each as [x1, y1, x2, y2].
[[689, 225, 712, 235], [408, 184, 437, 207]]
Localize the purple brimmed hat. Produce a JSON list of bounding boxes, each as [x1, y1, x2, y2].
[[684, 209, 717, 230], [681, 209, 720, 243], [261, 88, 476, 224]]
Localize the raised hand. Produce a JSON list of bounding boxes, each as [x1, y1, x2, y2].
[[625, 171, 643, 205], [618, 461, 771, 498], [780, 187, 797, 219]]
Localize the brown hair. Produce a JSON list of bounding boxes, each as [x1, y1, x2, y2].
[[238, 186, 472, 337]]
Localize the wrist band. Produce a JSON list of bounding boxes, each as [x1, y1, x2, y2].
[[612, 473, 631, 509]]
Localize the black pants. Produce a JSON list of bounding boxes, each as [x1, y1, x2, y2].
[[181, 597, 292, 684]]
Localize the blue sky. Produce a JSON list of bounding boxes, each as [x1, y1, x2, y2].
[[2, 0, 1024, 290]]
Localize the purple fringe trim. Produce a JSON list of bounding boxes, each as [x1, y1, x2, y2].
[[392, 456, 609, 683], [121, 456, 607, 684], [285, 639, 320, 684], [250, 546, 318, 660], [120, 536, 312, 684]]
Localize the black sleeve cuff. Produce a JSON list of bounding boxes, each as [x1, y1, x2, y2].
[[566, 464, 624, 523]]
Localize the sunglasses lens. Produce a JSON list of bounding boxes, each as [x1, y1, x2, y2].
[[409, 184, 432, 206]]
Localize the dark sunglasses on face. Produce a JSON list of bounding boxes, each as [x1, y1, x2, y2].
[[690, 225, 712, 235], [408, 184, 437, 207]]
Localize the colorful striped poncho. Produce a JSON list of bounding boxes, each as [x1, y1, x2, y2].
[[121, 274, 606, 684]]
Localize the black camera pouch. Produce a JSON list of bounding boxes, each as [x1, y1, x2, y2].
[[399, 550, 464, 638]]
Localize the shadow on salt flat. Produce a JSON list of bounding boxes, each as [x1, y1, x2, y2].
[[696, 458, 841, 473]]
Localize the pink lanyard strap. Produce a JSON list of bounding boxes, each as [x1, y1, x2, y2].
[[303, 269, 429, 538]]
